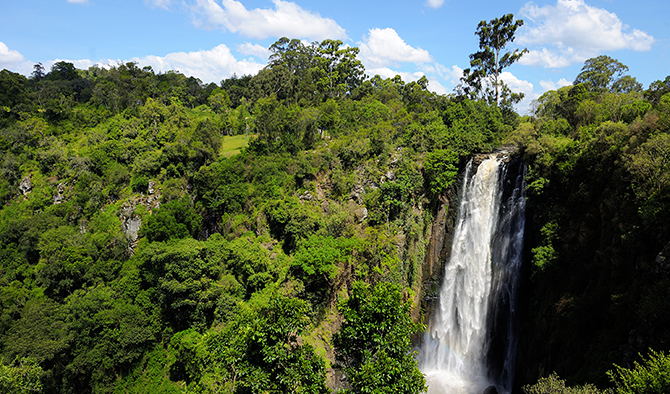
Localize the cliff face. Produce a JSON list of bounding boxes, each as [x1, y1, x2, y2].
[[514, 158, 670, 389], [416, 148, 670, 391]]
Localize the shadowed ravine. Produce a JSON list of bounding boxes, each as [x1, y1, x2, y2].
[[419, 154, 526, 394]]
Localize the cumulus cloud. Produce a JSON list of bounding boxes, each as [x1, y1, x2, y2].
[[425, 0, 445, 9], [427, 79, 449, 95], [366, 67, 426, 83], [48, 44, 264, 84], [539, 78, 572, 92], [518, 0, 654, 68], [0, 42, 26, 65], [500, 71, 534, 97], [237, 42, 271, 61], [190, 0, 346, 41], [129, 44, 265, 82], [0, 42, 34, 74], [424, 63, 463, 86], [359, 28, 433, 68], [495, 71, 537, 114]]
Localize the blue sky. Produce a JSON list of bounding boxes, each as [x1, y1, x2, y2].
[[1, 0, 668, 112]]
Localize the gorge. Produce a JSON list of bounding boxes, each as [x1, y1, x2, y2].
[[419, 153, 526, 394]]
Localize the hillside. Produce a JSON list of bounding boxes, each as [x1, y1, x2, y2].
[[1, 39, 669, 393]]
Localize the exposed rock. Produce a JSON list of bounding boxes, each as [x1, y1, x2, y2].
[[299, 190, 314, 201], [53, 182, 66, 204], [389, 147, 402, 165], [119, 200, 142, 254], [123, 216, 142, 244], [120, 201, 135, 218], [350, 183, 365, 204], [147, 179, 156, 194], [19, 176, 32, 195], [353, 206, 368, 223]]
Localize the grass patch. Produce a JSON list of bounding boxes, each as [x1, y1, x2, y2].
[[220, 133, 256, 157]]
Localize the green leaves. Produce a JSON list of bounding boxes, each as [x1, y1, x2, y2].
[[291, 235, 361, 305], [0, 357, 43, 394], [140, 196, 201, 242], [522, 372, 604, 394], [608, 350, 670, 394], [179, 293, 329, 393], [424, 149, 459, 196], [333, 281, 427, 394], [574, 56, 635, 94], [460, 14, 528, 106]]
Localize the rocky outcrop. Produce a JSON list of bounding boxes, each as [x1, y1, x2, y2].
[[19, 176, 32, 195], [119, 180, 161, 254], [53, 182, 66, 204]]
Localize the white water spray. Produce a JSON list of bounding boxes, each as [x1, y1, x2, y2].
[[419, 154, 526, 394]]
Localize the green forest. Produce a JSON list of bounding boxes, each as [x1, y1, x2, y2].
[[1, 14, 670, 394]]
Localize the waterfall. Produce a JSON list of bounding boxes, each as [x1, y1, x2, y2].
[[419, 154, 526, 394]]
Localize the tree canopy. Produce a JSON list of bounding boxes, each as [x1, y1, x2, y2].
[[459, 13, 528, 107]]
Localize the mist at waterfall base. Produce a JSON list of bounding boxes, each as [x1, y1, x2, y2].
[[418, 155, 526, 394]]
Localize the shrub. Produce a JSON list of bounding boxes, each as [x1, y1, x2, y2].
[[608, 350, 670, 394], [523, 372, 604, 394]]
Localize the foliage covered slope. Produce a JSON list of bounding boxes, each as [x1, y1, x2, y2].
[[512, 59, 670, 390], [2, 38, 669, 394], [0, 38, 512, 393]]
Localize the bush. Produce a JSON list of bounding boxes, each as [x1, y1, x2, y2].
[[140, 197, 201, 242], [608, 350, 670, 394], [333, 281, 427, 394], [523, 372, 604, 394], [130, 173, 149, 193]]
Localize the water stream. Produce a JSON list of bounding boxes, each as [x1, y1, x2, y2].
[[419, 154, 526, 394]]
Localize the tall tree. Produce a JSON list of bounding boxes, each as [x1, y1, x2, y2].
[[573, 55, 631, 93], [459, 14, 528, 106], [333, 281, 427, 394], [644, 75, 670, 105], [314, 39, 365, 99]]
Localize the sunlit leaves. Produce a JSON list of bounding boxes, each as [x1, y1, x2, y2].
[[333, 281, 426, 394]]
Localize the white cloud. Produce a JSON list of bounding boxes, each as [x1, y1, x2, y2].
[[427, 79, 449, 95], [500, 71, 534, 97], [428, 63, 463, 86], [494, 71, 537, 114], [190, 0, 346, 41], [67, 0, 89, 3], [49, 44, 264, 84], [359, 28, 433, 68], [519, 47, 578, 68], [0, 42, 26, 65], [366, 67, 425, 82], [425, 0, 445, 9], [518, 0, 654, 68], [129, 44, 265, 82], [237, 43, 270, 61], [0, 42, 34, 74], [539, 78, 572, 92]]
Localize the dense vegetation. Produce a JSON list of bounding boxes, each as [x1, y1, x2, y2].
[[1, 18, 669, 394], [0, 34, 514, 393], [513, 56, 670, 391]]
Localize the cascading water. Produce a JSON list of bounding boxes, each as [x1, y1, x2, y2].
[[419, 154, 526, 394]]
